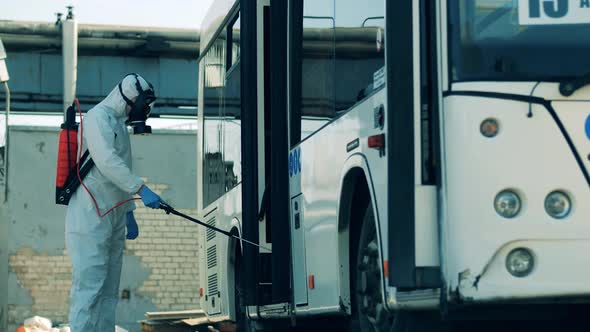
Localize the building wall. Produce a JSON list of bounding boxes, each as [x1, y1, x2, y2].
[[0, 126, 200, 332]]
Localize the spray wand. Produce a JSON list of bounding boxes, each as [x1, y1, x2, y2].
[[158, 202, 269, 251]]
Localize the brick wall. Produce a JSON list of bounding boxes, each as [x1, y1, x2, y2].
[[7, 182, 202, 331], [126, 205, 201, 310], [8, 247, 71, 327]]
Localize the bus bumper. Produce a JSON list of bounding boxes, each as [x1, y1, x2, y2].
[[456, 239, 590, 303]]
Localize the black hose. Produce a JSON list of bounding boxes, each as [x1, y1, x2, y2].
[[158, 202, 269, 250], [159, 202, 232, 236]]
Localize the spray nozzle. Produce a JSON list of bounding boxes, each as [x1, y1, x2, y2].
[[159, 202, 173, 214]]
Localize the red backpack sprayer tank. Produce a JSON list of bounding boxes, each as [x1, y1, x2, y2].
[[55, 101, 95, 205]]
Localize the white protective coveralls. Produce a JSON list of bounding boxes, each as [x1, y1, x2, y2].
[[65, 75, 150, 332]]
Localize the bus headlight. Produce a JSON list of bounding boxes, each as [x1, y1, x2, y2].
[[545, 191, 571, 219], [506, 248, 534, 278], [494, 190, 521, 219]]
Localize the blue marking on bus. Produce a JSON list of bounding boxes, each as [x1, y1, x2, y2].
[[295, 149, 301, 173], [585, 114, 590, 140], [289, 148, 302, 177], [289, 152, 294, 177], [528, 0, 569, 18]]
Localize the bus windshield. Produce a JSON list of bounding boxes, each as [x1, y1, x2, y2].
[[449, 0, 590, 82]]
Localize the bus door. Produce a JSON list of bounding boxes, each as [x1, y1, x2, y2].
[[263, 0, 292, 304], [241, 0, 291, 307]]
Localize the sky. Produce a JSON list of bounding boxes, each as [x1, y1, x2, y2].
[[0, 0, 215, 29]]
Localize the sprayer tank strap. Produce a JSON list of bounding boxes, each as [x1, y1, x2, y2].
[[79, 150, 90, 164], [118, 81, 133, 107]]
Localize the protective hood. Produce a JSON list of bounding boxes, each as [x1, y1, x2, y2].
[[96, 74, 153, 119]]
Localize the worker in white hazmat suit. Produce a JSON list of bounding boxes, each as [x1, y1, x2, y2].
[[65, 73, 162, 332]]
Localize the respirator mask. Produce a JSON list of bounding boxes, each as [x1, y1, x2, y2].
[[118, 73, 157, 135]]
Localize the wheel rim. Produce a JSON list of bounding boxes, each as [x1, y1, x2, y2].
[[356, 218, 388, 332]]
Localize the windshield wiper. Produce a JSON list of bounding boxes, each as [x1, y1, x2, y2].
[[559, 72, 590, 97]]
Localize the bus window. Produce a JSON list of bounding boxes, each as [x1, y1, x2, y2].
[[450, 0, 590, 81], [229, 14, 240, 70], [292, 0, 335, 145], [202, 17, 242, 208], [334, 0, 385, 112], [202, 37, 226, 207], [223, 16, 241, 193], [291, 0, 385, 145]]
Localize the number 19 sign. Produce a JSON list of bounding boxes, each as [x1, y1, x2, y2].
[[519, 0, 590, 25]]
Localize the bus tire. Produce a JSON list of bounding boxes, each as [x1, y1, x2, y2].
[[351, 202, 392, 332]]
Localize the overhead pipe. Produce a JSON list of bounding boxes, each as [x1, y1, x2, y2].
[[62, 6, 77, 115], [0, 20, 200, 57], [0, 20, 199, 42]]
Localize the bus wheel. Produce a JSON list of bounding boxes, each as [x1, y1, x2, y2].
[[353, 205, 391, 332]]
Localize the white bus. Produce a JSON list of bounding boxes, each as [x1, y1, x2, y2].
[[196, 0, 590, 330]]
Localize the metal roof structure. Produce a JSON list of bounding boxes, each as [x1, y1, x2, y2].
[[0, 20, 200, 57], [0, 20, 201, 116]]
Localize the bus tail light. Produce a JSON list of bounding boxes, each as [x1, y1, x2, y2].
[[368, 134, 385, 149], [308, 275, 315, 289], [199, 288, 203, 298]]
